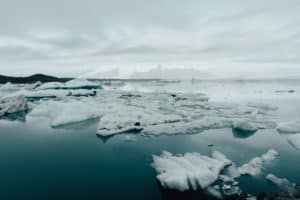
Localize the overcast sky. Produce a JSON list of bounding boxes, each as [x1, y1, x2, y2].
[[0, 0, 300, 79]]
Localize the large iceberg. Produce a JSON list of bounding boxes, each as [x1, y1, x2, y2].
[[0, 95, 28, 117], [152, 149, 279, 196], [26, 89, 277, 136], [152, 150, 231, 191], [28, 99, 102, 127]]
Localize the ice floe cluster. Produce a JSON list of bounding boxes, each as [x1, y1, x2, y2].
[[152, 149, 279, 198], [1, 80, 281, 137]]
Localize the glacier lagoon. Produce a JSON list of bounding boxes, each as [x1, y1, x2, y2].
[[0, 79, 300, 199]]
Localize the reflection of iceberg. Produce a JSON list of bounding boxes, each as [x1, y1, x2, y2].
[[0, 111, 27, 122], [232, 128, 255, 139], [0, 95, 28, 117], [38, 79, 102, 90]]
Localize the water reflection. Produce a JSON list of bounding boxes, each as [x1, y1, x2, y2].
[[0, 111, 27, 122], [232, 128, 256, 139]]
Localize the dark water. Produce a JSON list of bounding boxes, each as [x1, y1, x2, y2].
[[0, 116, 300, 200]]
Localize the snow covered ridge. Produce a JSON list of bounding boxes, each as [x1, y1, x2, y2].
[[0, 95, 28, 117], [152, 149, 279, 197], [151, 150, 232, 191]]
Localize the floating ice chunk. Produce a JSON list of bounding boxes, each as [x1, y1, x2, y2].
[[96, 110, 181, 137], [277, 121, 300, 133], [287, 134, 300, 150], [266, 174, 295, 189], [237, 149, 279, 176], [39, 79, 102, 90], [233, 120, 258, 132], [151, 150, 231, 191], [0, 95, 28, 116], [28, 99, 101, 127]]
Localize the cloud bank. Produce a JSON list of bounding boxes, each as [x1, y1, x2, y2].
[[0, 0, 300, 79]]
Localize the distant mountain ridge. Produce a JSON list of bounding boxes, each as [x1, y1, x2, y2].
[[0, 74, 72, 84]]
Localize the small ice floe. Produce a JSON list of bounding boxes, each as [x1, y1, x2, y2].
[[151, 150, 231, 191], [277, 121, 300, 134], [28, 99, 101, 127], [287, 134, 300, 150], [38, 79, 102, 90], [0, 95, 28, 117], [266, 174, 295, 189], [234, 149, 279, 176]]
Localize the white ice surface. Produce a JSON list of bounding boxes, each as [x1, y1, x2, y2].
[[0, 95, 28, 116], [28, 99, 102, 127], [152, 150, 231, 191]]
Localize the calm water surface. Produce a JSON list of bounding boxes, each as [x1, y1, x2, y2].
[[0, 80, 300, 200]]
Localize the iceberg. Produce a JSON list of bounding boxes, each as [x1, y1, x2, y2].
[[151, 150, 231, 191], [38, 79, 102, 90], [0, 95, 28, 117], [96, 109, 181, 137], [287, 134, 300, 150], [277, 121, 300, 133], [28, 99, 102, 127]]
